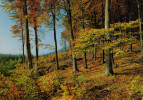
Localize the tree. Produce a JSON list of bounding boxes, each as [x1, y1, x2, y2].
[[136, 0, 143, 63], [67, 0, 79, 72], [81, 0, 88, 69], [41, 0, 60, 70], [2, 0, 33, 67], [20, 19, 25, 63], [28, 0, 42, 68], [11, 19, 25, 63], [23, 0, 33, 69], [49, 0, 60, 70], [105, 0, 114, 76]]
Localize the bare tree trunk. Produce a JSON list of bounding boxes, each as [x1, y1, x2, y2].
[[67, 0, 79, 72], [102, 0, 105, 64], [94, 47, 96, 61], [81, 7, 88, 69], [64, 39, 67, 52], [127, 0, 132, 52], [24, 0, 32, 69], [34, 19, 39, 62], [105, 0, 114, 76], [21, 19, 25, 63], [102, 49, 105, 63], [111, 49, 115, 65], [52, 9, 59, 70], [137, 0, 143, 63], [34, 25, 38, 68], [84, 52, 88, 69]]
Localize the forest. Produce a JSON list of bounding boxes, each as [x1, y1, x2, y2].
[[0, 0, 143, 100]]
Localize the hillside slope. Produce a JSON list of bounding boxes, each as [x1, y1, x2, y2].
[[0, 46, 143, 100]]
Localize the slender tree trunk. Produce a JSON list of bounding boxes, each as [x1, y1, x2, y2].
[[82, 7, 88, 69], [94, 47, 96, 61], [92, 53, 94, 59], [34, 26, 39, 68], [137, 0, 143, 63], [90, 13, 95, 59], [21, 19, 25, 63], [22, 28, 25, 63], [64, 39, 67, 52], [93, 10, 96, 28], [102, 0, 104, 27], [52, 10, 59, 70], [102, 49, 105, 63], [24, 0, 32, 69], [64, 39, 67, 59], [105, 0, 114, 76], [34, 18, 39, 62], [128, 0, 132, 52], [92, 10, 97, 61], [111, 49, 115, 65], [102, 0, 105, 64], [67, 0, 79, 72], [84, 52, 88, 69], [34, 27, 38, 61]]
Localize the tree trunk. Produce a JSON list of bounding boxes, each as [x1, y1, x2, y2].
[[102, 49, 105, 63], [52, 10, 59, 70], [111, 49, 115, 65], [24, 0, 32, 69], [67, 0, 79, 72], [102, 0, 105, 64], [34, 26, 38, 67], [128, 0, 132, 52], [94, 47, 96, 61], [102, 0, 104, 28], [64, 39, 67, 52], [21, 19, 25, 63], [84, 52, 88, 69], [137, 0, 143, 63], [82, 7, 88, 69], [93, 10, 96, 28], [105, 0, 114, 76]]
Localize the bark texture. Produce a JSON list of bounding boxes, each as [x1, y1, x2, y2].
[[105, 0, 114, 76]]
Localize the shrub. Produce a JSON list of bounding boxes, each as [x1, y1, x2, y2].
[[60, 74, 88, 99], [128, 76, 143, 99], [38, 71, 62, 98], [0, 59, 18, 76]]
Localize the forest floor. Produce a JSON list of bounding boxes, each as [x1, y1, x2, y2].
[[36, 44, 143, 100], [0, 44, 143, 100]]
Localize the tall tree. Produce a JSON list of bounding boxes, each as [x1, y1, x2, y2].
[[20, 19, 25, 63], [28, 0, 42, 68], [67, 0, 79, 72], [2, 0, 32, 66], [23, 0, 33, 69], [51, 2, 60, 70], [48, 0, 60, 70], [105, 0, 114, 76], [136, 0, 143, 63], [102, 0, 105, 64], [81, 1, 88, 69]]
